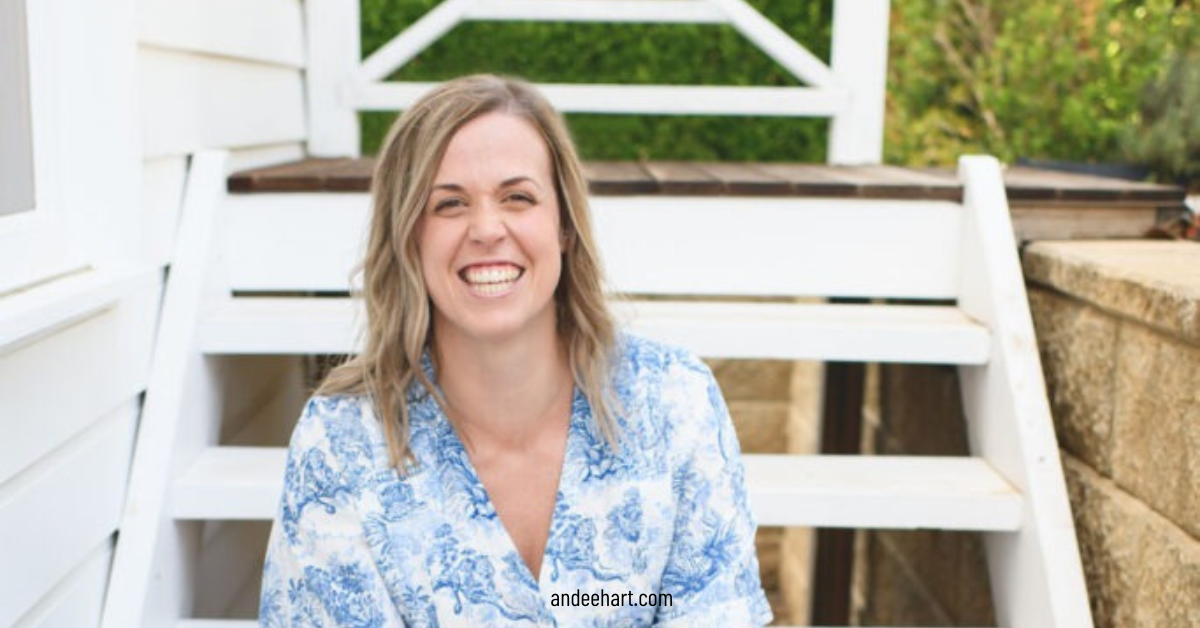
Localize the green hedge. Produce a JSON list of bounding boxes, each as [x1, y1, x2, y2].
[[359, 0, 833, 160], [359, 0, 1194, 171], [885, 0, 1195, 168]]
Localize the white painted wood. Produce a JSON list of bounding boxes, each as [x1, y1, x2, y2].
[[101, 152, 231, 628], [138, 0, 304, 68], [615, 300, 990, 363], [226, 142, 307, 174], [0, 283, 156, 484], [170, 447, 1020, 531], [827, 0, 890, 164], [52, 0, 143, 272], [139, 49, 305, 158], [355, 0, 474, 84], [464, 0, 725, 23], [955, 156, 1094, 628], [10, 540, 113, 628], [306, 0, 360, 156], [708, 0, 839, 89], [0, 407, 137, 628], [172, 448, 286, 520], [222, 193, 962, 298], [142, 157, 188, 267], [591, 196, 960, 298], [746, 455, 1022, 530], [351, 82, 847, 116], [199, 297, 990, 365], [0, 265, 156, 353], [223, 193, 369, 292]]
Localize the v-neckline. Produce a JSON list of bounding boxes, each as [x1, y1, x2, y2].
[[437, 385, 586, 588]]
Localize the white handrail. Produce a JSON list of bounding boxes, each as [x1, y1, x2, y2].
[[463, 0, 726, 23], [349, 82, 848, 116], [307, 0, 891, 163]]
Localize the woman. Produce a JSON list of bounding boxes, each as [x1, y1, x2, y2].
[[259, 74, 772, 628]]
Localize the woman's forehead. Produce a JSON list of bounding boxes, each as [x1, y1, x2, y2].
[[434, 112, 553, 187]]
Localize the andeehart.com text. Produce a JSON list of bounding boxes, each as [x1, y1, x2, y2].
[[549, 589, 673, 608]]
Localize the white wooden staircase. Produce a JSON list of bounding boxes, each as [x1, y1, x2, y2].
[[101, 1, 1094, 626]]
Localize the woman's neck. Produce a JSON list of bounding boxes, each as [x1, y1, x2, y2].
[[432, 325, 572, 451]]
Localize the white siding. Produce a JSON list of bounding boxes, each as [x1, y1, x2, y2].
[[2, 0, 310, 625], [130, 1, 311, 619]]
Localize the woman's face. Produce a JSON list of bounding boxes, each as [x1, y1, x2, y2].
[[416, 112, 564, 346]]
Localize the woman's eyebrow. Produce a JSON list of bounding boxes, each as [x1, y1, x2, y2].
[[500, 176, 542, 190]]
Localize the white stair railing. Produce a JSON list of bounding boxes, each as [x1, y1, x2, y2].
[[305, 0, 890, 164]]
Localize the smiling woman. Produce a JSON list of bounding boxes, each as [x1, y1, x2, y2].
[[258, 75, 772, 628]]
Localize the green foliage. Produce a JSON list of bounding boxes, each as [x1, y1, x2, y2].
[[358, 0, 833, 160], [358, 0, 1193, 168], [1123, 46, 1200, 186], [885, 0, 1195, 167]]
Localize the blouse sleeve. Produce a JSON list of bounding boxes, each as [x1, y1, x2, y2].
[[258, 398, 406, 628], [653, 358, 774, 628]]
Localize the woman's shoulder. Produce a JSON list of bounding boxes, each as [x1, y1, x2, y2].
[[614, 331, 710, 379], [612, 332, 720, 415], [287, 393, 386, 473]]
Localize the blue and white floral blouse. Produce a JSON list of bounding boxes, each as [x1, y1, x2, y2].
[[259, 334, 773, 627]]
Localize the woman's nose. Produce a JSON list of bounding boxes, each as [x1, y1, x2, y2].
[[467, 203, 506, 244]]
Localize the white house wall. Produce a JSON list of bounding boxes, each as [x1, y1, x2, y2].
[[1, 0, 310, 625], [134, 0, 311, 619]]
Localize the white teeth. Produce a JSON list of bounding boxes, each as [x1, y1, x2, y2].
[[464, 266, 521, 285]]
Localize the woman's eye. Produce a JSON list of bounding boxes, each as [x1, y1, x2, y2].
[[432, 198, 465, 213], [505, 192, 535, 205]]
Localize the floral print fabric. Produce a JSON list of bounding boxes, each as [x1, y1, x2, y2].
[[259, 334, 772, 627]]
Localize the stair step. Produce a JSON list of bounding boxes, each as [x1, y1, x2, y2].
[[199, 298, 991, 364], [172, 448, 1021, 531]]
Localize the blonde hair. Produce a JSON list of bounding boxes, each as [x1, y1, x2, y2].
[[317, 74, 620, 470]]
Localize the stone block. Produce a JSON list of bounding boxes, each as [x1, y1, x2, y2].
[[728, 401, 790, 454], [1022, 240, 1200, 344], [1027, 286, 1120, 475], [1064, 455, 1200, 628], [755, 527, 782, 591], [786, 360, 823, 455], [1112, 323, 1200, 538], [707, 358, 794, 401], [778, 527, 814, 625]]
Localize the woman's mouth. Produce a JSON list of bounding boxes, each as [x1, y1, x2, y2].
[[459, 263, 524, 296]]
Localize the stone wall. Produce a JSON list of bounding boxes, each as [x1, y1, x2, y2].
[[851, 240, 1200, 627]]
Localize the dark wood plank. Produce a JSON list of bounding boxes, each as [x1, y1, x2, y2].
[[750, 163, 864, 197], [693, 162, 794, 196], [852, 165, 963, 202], [641, 161, 725, 195], [583, 161, 657, 195], [227, 158, 355, 192], [227, 158, 1185, 208], [324, 158, 375, 192]]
